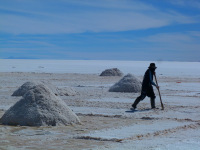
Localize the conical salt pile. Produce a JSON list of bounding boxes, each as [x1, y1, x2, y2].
[[0, 84, 80, 126], [109, 73, 141, 93], [100, 68, 123, 76]]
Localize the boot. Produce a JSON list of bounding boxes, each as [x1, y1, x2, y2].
[[151, 98, 155, 109]]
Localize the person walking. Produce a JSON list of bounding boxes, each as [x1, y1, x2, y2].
[[131, 63, 159, 110]]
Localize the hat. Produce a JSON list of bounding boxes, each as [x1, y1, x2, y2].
[[149, 63, 157, 69]]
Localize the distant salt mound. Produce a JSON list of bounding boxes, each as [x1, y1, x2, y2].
[[100, 68, 123, 76], [0, 84, 80, 126], [109, 73, 141, 93], [12, 81, 59, 96]]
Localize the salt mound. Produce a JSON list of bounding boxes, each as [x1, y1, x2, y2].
[[12, 81, 59, 96], [109, 73, 141, 93], [100, 68, 123, 76], [0, 84, 80, 126]]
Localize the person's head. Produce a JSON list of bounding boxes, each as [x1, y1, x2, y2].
[[148, 63, 157, 72]]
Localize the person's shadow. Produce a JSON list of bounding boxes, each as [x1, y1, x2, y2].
[[125, 108, 151, 113]]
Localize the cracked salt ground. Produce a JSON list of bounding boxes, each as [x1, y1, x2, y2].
[[0, 115, 136, 149], [0, 60, 200, 149], [77, 120, 192, 141], [94, 123, 200, 150]]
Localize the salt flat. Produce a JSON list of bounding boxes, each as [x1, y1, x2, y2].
[[0, 59, 200, 77], [0, 60, 200, 150]]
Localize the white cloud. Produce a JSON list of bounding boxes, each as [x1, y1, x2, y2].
[[0, 0, 197, 34]]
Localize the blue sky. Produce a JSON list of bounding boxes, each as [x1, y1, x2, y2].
[[0, 0, 200, 61]]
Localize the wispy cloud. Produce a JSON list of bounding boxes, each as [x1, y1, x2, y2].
[[169, 0, 200, 9], [0, 0, 197, 34], [142, 32, 200, 55], [144, 33, 193, 43]]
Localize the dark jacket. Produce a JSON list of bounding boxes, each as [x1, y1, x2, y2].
[[142, 69, 157, 91]]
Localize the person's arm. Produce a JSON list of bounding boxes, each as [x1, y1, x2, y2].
[[149, 70, 157, 86]]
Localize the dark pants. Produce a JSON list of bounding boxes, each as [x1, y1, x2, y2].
[[132, 86, 156, 108]]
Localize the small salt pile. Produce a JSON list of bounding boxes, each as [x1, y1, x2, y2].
[[109, 73, 141, 93]]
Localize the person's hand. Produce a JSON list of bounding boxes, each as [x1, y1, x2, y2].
[[156, 86, 159, 89]]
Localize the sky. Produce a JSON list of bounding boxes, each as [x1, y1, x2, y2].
[[0, 0, 200, 61]]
